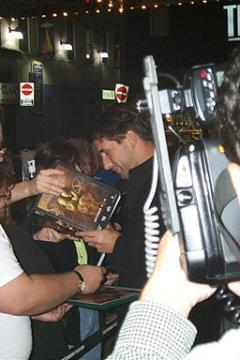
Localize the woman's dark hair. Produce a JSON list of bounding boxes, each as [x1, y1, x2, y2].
[[91, 103, 153, 143], [217, 46, 240, 164], [67, 137, 100, 175], [34, 138, 80, 172]]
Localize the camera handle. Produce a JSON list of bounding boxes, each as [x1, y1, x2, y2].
[[216, 286, 240, 325]]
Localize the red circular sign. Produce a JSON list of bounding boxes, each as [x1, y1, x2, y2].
[[116, 86, 128, 102], [21, 83, 33, 96]]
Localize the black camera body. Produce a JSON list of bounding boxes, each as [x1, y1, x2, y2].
[[141, 55, 240, 285], [175, 138, 240, 284]]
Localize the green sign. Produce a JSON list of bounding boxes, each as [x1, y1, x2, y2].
[[102, 89, 115, 100]]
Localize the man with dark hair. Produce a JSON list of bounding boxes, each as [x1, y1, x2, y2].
[[78, 103, 166, 289]]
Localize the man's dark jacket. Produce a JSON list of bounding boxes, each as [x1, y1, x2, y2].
[[110, 157, 165, 289]]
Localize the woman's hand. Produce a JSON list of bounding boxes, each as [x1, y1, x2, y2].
[[33, 227, 82, 243], [11, 169, 65, 203], [28, 168, 65, 196]]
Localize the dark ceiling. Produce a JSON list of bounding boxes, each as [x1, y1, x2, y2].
[[0, 1, 149, 17], [0, 0, 221, 18], [0, 0, 88, 17], [0, 0, 208, 18]]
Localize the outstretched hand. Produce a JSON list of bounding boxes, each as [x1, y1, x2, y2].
[[141, 231, 217, 317], [28, 168, 65, 196]]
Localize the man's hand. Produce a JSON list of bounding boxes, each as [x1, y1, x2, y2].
[[75, 265, 105, 294], [28, 168, 65, 196], [141, 231, 217, 317], [76, 227, 120, 253], [31, 303, 72, 322], [33, 227, 82, 243]]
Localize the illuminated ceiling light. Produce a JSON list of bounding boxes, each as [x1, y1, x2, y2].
[[119, 6, 124, 13], [108, 8, 112, 12], [52, 13, 57, 17], [63, 12, 68, 16], [141, 5, 147, 10], [59, 40, 73, 51], [190, 1, 194, 4], [96, 9, 101, 13], [154, 4, 159, 8], [41, 14, 46, 18], [86, 53, 91, 59], [0, 17, 2, 21], [11, 17, 16, 22], [96, 0, 102, 2], [203, 0, 207, 3], [74, 12, 79, 15], [99, 50, 109, 58], [85, 10, 89, 14], [8, 27, 24, 40], [130, 6, 134, 10], [108, 1, 113, 7], [178, 2, 183, 5], [98, 49, 109, 59]]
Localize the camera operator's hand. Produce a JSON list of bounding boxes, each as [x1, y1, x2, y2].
[[227, 281, 240, 297], [74, 265, 105, 294], [141, 231, 217, 317]]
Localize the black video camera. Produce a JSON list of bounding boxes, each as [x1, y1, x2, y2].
[[139, 56, 240, 286]]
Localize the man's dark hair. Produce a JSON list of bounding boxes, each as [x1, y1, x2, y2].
[[91, 103, 153, 143], [217, 46, 240, 164]]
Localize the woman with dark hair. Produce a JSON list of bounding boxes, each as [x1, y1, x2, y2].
[[32, 139, 81, 272], [32, 137, 102, 360]]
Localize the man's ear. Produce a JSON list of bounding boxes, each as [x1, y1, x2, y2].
[[125, 130, 137, 149], [228, 163, 240, 201]]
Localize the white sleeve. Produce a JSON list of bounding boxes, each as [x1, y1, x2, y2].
[[185, 328, 240, 360], [107, 301, 196, 360], [0, 225, 23, 287]]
